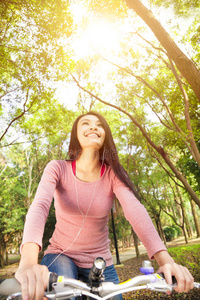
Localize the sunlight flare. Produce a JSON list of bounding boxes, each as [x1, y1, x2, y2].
[[73, 20, 122, 58]]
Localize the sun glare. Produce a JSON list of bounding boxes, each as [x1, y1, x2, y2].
[[69, 2, 123, 59], [69, 2, 87, 24], [87, 22, 120, 50], [73, 20, 122, 59]]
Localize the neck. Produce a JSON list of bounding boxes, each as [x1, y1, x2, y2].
[[77, 149, 101, 171]]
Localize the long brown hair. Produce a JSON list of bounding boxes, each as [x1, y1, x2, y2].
[[67, 111, 139, 198]]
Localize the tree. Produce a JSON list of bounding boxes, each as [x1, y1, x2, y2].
[[0, 0, 73, 145], [0, 156, 27, 266], [0, 101, 77, 257], [71, 75, 200, 208], [67, 0, 200, 209], [125, 0, 200, 102]]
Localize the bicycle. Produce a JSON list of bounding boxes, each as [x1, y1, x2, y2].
[[0, 257, 199, 299]]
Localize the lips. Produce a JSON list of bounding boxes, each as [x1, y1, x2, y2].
[[85, 132, 100, 138]]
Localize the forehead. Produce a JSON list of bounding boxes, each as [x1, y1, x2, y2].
[[78, 115, 101, 124]]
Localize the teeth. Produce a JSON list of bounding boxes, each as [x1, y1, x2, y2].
[[87, 133, 99, 137]]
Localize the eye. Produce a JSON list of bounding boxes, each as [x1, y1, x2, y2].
[[97, 122, 103, 127], [82, 121, 89, 125]]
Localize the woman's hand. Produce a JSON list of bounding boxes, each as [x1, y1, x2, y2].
[[16, 243, 49, 300], [15, 264, 49, 300], [158, 261, 194, 293], [155, 250, 194, 293]]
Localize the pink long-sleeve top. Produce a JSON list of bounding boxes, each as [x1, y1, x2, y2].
[[21, 160, 167, 268]]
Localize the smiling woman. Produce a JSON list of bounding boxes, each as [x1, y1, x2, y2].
[[77, 115, 105, 152], [15, 111, 194, 300]]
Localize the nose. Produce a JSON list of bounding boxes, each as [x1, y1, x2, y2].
[[90, 126, 97, 130]]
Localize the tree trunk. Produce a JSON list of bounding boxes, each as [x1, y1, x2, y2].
[[0, 240, 4, 267], [111, 208, 121, 265], [182, 224, 188, 244], [190, 200, 200, 237], [156, 218, 166, 245], [6, 249, 9, 266], [125, 0, 200, 102], [168, 58, 200, 166], [152, 147, 200, 208], [184, 211, 193, 238], [132, 229, 140, 258], [26, 151, 34, 209]]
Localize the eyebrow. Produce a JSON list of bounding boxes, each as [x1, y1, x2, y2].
[[80, 118, 90, 123], [80, 118, 101, 123]]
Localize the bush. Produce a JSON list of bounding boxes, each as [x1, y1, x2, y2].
[[163, 225, 176, 241], [168, 244, 200, 281], [172, 224, 182, 237]]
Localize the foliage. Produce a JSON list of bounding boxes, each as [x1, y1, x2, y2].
[[177, 151, 200, 193], [109, 205, 132, 250], [0, 103, 76, 263], [163, 225, 183, 242], [42, 201, 56, 250], [1, 0, 200, 261], [163, 226, 177, 241], [172, 224, 182, 237], [0, 157, 27, 265], [116, 244, 200, 299], [168, 244, 200, 281], [163, 224, 184, 242], [151, 0, 200, 16], [0, 0, 74, 146]]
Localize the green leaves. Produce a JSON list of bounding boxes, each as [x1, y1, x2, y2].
[[0, 0, 75, 147]]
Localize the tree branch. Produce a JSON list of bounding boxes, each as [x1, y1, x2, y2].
[[70, 73, 200, 207], [0, 88, 33, 142]]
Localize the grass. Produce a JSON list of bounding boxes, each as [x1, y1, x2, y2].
[[168, 244, 200, 281], [116, 242, 200, 299]]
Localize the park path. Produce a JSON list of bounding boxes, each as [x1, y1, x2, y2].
[[112, 244, 147, 264], [112, 236, 200, 265]]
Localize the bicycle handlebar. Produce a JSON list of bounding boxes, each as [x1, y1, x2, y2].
[[0, 259, 199, 300], [0, 278, 21, 296]]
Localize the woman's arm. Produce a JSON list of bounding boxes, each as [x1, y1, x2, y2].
[[112, 174, 194, 293], [154, 250, 194, 293], [15, 243, 49, 300], [15, 161, 62, 300]]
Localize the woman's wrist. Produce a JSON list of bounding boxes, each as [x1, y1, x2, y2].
[[154, 250, 175, 267], [19, 243, 39, 267]]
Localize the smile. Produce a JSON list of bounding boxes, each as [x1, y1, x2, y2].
[[85, 133, 100, 138]]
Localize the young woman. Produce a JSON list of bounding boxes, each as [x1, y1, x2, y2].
[[15, 112, 194, 300]]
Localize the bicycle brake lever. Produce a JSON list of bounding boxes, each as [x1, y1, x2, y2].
[[147, 281, 175, 293], [158, 273, 177, 285]]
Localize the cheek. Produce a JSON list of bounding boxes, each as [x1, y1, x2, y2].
[[102, 134, 105, 143], [77, 128, 84, 145], [101, 130, 106, 142]]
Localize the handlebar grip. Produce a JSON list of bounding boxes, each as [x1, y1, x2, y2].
[[47, 272, 58, 291], [0, 272, 58, 296], [0, 278, 21, 296], [158, 273, 177, 285]]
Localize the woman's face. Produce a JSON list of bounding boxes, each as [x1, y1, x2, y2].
[[77, 114, 105, 151]]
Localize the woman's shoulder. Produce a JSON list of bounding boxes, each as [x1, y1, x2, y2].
[[104, 165, 128, 190], [41, 160, 72, 182], [104, 164, 116, 182], [44, 160, 71, 173]]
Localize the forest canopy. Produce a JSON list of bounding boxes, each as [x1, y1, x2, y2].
[[0, 0, 200, 266]]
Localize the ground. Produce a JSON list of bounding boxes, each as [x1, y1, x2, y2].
[[0, 238, 200, 299]]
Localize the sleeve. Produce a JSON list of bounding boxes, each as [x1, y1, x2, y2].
[[113, 175, 167, 259], [20, 160, 61, 252]]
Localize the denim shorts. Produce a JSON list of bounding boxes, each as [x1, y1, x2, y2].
[[41, 253, 123, 300]]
